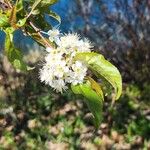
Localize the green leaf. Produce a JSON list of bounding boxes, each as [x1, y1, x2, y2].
[[10, 48, 27, 71], [16, 18, 26, 27], [0, 14, 9, 27], [4, 28, 14, 53], [71, 81, 103, 129], [74, 52, 122, 100], [16, 0, 23, 12], [4, 29, 28, 71], [29, 0, 42, 16], [87, 76, 104, 101], [48, 10, 61, 23], [31, 9, 40, 15], [32, 14, 51, 30], [29, 32, 54, 47], [41, 0, 59, 7], [13, 59, 23, 70]]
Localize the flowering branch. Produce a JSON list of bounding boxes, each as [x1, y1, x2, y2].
[[38, 28, 122, 128], [0, 0, 122, 128]]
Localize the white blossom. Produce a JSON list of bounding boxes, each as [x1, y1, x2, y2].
[[39, 32, 92, 92], [47, 28, 60, 45], [58, 33, 93, 53]]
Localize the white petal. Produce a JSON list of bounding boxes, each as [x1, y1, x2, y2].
[[46, 47, 52, 52]]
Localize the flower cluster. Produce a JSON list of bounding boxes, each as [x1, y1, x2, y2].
[[39, 29, 93, 92]]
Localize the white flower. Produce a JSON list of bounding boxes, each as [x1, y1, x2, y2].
[[66, 61, 87, 85], [46, 47, 52, 53], [58, 33, 93, 53], [51, 79, 67, 93], [39, 33, 92, 92], [47, 28, 60, 45]]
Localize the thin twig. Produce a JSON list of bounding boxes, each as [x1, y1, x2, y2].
[[26, 0, 42, 19], [26, 10, 32, 19], [29, 21, 52, 48]]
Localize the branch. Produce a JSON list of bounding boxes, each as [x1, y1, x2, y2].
[[26, 0, 42, 19], [29, 21, 53, 48]]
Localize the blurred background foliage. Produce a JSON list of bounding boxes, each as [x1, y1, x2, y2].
[[0, 0, 150, 149]]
